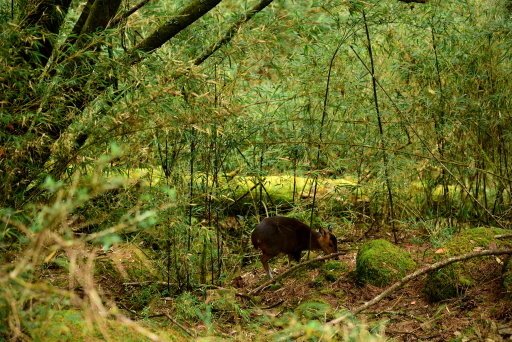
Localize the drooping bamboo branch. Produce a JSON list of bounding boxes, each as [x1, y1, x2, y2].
[[193, 0, 275, 65]]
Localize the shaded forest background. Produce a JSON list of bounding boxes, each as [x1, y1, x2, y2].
[[1, 0, 512, 340]]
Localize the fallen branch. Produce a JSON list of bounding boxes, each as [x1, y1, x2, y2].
[[122, 281, 168, 286], [328, 248, 512, 325], [163, 313, 195, 337], [149, 313, 195, 337], [262, 299, 284, 309], [496, 233, 512, 240], [248, 250, 349, 295]]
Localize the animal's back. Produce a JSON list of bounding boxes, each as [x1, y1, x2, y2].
[[251, 216, 311, 257]]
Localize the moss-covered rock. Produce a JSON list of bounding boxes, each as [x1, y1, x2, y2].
[[423, 264, 473, 302], [424, 227, 512, 302], [356, 239, 416, 287]]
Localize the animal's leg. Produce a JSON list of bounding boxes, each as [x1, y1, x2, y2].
[[260, 254, 273, 278]]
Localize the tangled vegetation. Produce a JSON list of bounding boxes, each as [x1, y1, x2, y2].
[[1, 0, 512, 340]]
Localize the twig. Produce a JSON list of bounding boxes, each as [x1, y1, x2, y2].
[[248, 250, 349, 295], [163, 313, 195, 337], [496, 233, 512, 239], [262, 299, 284, 309], [328, 248, 512, 325], [110, 0, 152, 28], [122, 281, 168, 286]]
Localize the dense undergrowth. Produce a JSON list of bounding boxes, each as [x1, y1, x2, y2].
[[2, 0, 512, 340]]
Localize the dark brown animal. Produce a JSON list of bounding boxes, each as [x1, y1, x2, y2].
[[251, 216, 338, 278]]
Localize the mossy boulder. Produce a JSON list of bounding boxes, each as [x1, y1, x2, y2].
[[424, 227, 512, 302], [356, 239, 416, 287]]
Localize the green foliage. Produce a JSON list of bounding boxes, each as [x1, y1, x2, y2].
[[356, 239, 416, 287], [3, 0, 512, 339], [0, 294, 8, 338], [173, 292, 212, 326], [295, 300, 332, 320], [273, 311, 386, 342]]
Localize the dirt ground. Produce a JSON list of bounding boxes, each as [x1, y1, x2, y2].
[[240, 243, 512, 341]]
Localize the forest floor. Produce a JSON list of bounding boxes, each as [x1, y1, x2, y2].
[[237, 237, 512, 341], [37, 230, 512, 341]]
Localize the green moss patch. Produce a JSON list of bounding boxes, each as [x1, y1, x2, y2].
[[26, 309, 166, 341], [424, 227, 512, 302], [320, 260, 349, 283], [356, 239, 416, 287], [219, 175, 357, 213]]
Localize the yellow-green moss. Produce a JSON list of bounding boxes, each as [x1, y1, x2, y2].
[[27, 309, 170, 341], [443, 227, 511, 255], [423, 264, 473, 302], [220, 175, 357, 209], [424, 227, 512, 302], [356, 239, 416, 287]]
